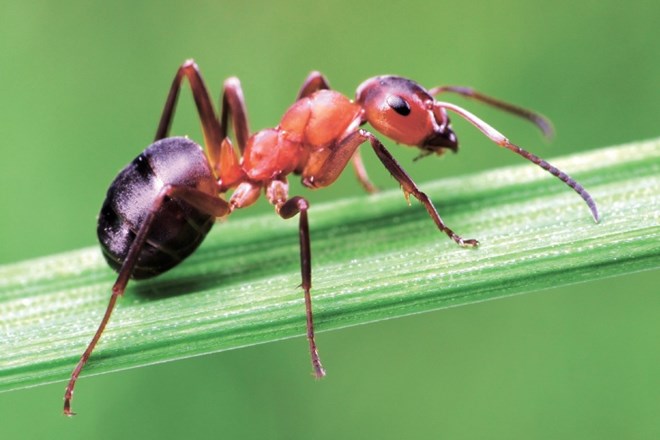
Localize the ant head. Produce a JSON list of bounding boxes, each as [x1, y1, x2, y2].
[[356, 76, 458, 155]]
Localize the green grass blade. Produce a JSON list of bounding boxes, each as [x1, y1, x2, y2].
[[1, 138, 658, 393]]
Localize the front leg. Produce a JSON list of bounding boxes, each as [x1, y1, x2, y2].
[[301, 130, 377, 193], [296, 73, 377, 192], [364, 131, 479, 248]]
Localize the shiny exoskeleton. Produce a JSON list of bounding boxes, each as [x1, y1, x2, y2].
[[98, 137, 216, 279], [64, 60, 599, 416]]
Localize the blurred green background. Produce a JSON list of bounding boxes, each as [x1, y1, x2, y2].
[[1, 0, 658, 438]]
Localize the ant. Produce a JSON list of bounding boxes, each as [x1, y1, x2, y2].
[[63, 59, 599, 415]]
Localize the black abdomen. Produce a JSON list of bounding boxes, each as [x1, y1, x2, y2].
[[98, 137, 217, 279]]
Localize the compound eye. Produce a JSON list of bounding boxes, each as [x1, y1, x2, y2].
[[386, 95, 411, 116]]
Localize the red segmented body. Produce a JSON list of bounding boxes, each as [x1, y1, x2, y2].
[[64, 60, 599, 416]]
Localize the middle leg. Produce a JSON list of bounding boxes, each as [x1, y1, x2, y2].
[[266, 178, 326, 379], [296, 71, 330, 100]]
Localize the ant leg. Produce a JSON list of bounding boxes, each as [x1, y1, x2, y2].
[[155, 60, 224, 170], [364, 130, 479, 247], [219, 77, 250, 153], [429, 85, 554, 139], [351, 149, 378, 193], [63, 185, 230, 416], [266, 179, 326, 378], [296, 71, 330, 100], [296, 73, 377, 192], [437, 102, 599, 222], [198, 78, 250, 187], [301, 130, 378, 192]]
